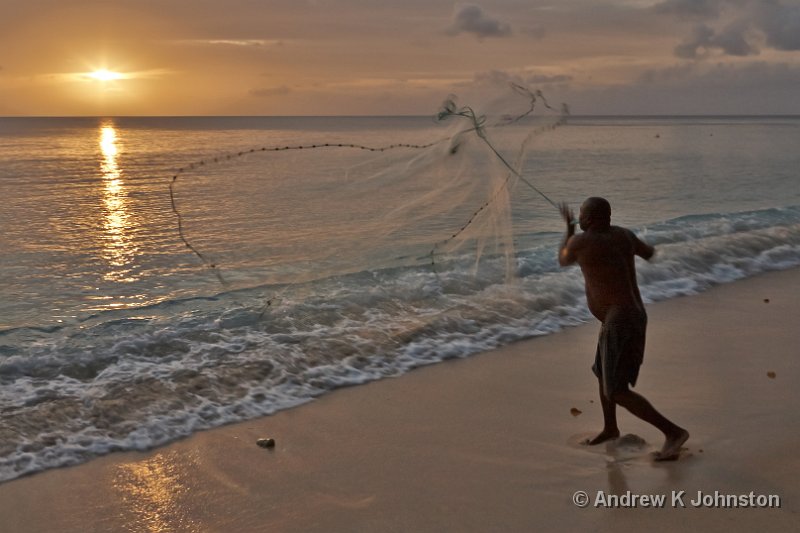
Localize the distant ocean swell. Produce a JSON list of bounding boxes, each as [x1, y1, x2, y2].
[[1, 205, 799, 482]]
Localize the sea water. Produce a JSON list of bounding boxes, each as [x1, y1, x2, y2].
[[1, 115, 799, 482]]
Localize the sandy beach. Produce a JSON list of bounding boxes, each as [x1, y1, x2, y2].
[[1, 267, 797, 533]]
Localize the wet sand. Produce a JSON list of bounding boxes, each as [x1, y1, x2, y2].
[[1, 268, 797, 532]]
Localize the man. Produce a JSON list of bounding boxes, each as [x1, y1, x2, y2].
[[558, 197, 688, 461]]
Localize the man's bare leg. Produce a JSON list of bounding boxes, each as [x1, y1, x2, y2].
[[583, 379, 620, 445], [611, 387, 689, 460]]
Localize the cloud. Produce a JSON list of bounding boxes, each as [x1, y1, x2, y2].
[[674, 23, 713, 58], [249, 85, 291, 97], [527, 73, 573, 85], [674, 20, 757, 58], [756, 0, 800, 51], [661, 0, 800, 58], [171, 39, 285, 48], [446, 4, 512, 39], [207, 39, 282, 47], [713, 19, 758, 55]]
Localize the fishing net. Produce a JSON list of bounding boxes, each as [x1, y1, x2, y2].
[[169, 81, 569, 318]]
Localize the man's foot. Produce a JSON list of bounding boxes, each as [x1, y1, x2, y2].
[[654, 428, 689, 461], [582, 429, 620, 446]]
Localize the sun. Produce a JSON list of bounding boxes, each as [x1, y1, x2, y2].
[[87, 69, 125, 81]]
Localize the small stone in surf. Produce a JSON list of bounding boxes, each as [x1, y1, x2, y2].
[[257, 438, 276, 448], [767, 371, 776, 379], [763, 298, 770, 303], [570, 407, 582, 417]]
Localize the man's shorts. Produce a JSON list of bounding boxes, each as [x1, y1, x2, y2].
[[592, 306, 647, 399]]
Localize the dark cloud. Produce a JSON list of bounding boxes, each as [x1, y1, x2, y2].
[[662, 0, 800, 58], [713, 19, 758, 55], [249, 85, 291, 97], [674, 20, 757, 57], [756, 0, 800, 51], [446, 4, 512, 40], [674, 23, 715, 57], [654, 0, 800, 58]]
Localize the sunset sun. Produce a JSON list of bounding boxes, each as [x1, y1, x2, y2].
[[87, 69, 125, 81]]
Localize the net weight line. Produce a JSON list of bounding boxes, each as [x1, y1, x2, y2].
[[169, 140, 447, 285]]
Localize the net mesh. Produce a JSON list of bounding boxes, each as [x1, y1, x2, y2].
[[169, 81, 569, 316]]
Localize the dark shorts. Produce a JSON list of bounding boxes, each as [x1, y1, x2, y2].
[[592, 306, 647, 399]]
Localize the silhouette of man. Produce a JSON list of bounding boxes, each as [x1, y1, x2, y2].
[[559, 197, 688, 460]]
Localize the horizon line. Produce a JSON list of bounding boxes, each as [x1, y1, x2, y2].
[[3, 113, 800, 119]]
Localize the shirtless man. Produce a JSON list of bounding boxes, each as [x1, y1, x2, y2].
[[558, 197, 689, 461]]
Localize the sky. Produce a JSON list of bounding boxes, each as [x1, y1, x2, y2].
[[1, 0, 800, 116]]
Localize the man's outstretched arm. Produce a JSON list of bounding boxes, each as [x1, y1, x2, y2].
[[631, 231, 655, 261], [558, 202, 578, 266]]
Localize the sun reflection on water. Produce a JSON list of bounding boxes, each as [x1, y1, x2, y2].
[[99, 121, 138, 281]]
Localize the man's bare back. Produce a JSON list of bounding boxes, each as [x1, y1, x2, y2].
[[560, 224, 652, 321], [558, 197, 688, 460]]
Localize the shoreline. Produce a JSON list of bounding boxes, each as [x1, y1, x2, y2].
[[1, 267, 798, 532]]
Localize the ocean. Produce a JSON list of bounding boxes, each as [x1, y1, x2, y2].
[[1, 114, 799, 483]]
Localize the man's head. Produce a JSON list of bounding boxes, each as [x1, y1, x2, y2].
[[579, 197, 611, 231]]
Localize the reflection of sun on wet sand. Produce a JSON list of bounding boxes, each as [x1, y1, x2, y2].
[[0, 268, 797, 531], [113, 452, 201, 532]]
